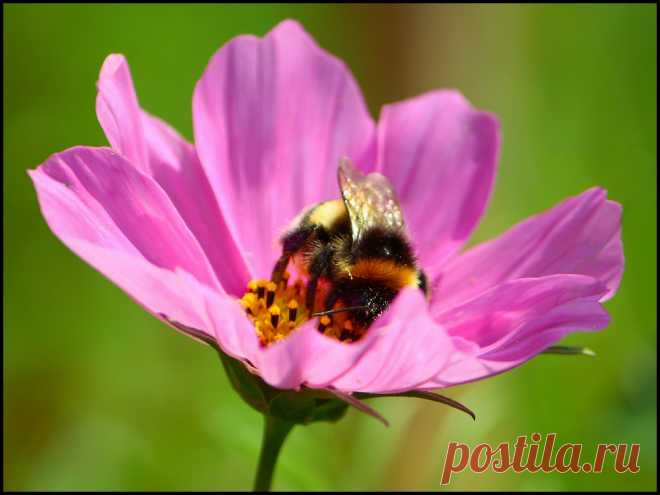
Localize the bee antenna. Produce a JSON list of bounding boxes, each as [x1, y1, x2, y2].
[[311, 306, 368, 317]]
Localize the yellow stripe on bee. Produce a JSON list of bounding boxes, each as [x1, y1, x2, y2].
[[308, 199, 347, 227], [347, 258, 418, 290]]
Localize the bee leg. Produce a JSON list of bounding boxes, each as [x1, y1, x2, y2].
[[271, 253, 291, 284], [305, 246, 333, 312], [271, 225, 317, 283], [418, 269, 430, 299], [324, 286, 341, 313], [305, 276, 319, 312]]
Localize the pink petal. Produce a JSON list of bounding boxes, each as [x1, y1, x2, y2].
[[241, 319, 377, 391], [329, 289, 454, 394], [191, 281, 261, 362], [44, 238, 215, 345], [97, 54, 248, 295], [30, 162, 140, 257], [375, 90, 500, 271], [30, 146, 220, 290], [431, 187, 624, 312], [97, 54, 149, 174], [193, 20, 375, 278], [208, 289, 451, 393], [421, 274, 610, 388]]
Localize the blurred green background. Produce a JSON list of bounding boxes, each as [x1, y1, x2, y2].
[[4, 4, 656, 491]]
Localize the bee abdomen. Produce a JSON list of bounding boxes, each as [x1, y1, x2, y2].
[[330, 279, 397, 326], [346, 258, 418, 291]]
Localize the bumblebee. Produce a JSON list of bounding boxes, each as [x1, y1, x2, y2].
[[271, 158, 428, 330]]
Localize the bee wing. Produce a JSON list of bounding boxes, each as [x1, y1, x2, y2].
[[337, 157, 405, 243]]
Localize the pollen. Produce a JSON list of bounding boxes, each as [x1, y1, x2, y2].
[[239, 273, 366, 346]]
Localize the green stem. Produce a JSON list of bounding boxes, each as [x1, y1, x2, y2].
[[253, 415, 294, 491]]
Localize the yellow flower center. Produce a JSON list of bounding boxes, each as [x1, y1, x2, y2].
[[239, 272, 366, 346]]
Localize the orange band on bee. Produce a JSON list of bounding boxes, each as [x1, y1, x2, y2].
[[346, 258, 418, 290]]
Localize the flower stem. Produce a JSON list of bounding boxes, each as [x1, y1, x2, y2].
[[253, 415, 294, 491]]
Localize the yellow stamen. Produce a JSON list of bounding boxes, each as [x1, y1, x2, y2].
[[256, 280, 267, 299], [239, 273, 367, 346], [287, 299, 298, 323], [265, 281, 277, 308], [269, 304, 281, 327]]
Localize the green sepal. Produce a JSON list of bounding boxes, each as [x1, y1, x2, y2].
[[217, 348, 273, 413], [355, 389, 476, 421], [308, 398, 350, 423], [217, 349, 350, 425], [268, 390, 318, 423]]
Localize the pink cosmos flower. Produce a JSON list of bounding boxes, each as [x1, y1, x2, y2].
[[29, 21, 623, 402]]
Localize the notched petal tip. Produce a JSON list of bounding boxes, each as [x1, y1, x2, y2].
[[192, 16, 375, 279], [473, 109, 502, 143], [270, 18, 307, 35], [433, 185, 625, 312], [377, 89, 502, 271], [99, 53, 128, 80]]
